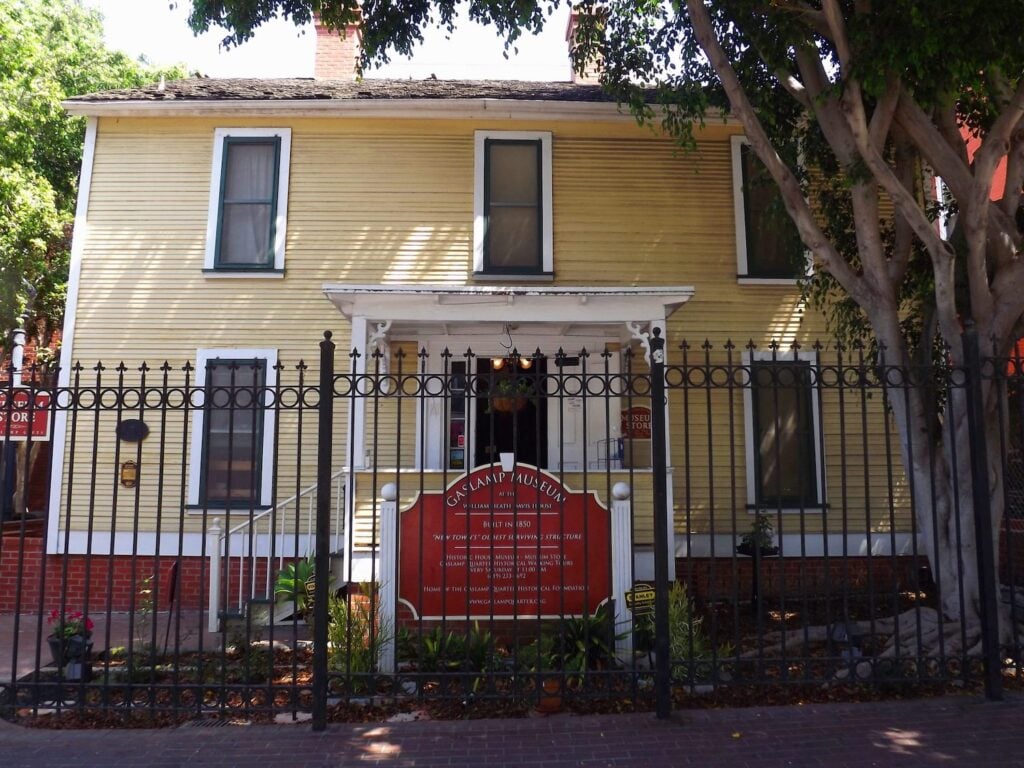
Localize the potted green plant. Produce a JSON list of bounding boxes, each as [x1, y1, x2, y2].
[[736, 512, 779, 557], [46, 609, 94, 674], [273, 555, 335, 630], [490, 376, 532, 413]]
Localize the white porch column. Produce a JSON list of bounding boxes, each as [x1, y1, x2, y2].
[[611, 482, 634, 661], [207, 519, 223, 633], [349, 316, 368, 469], [340, 316, 368, 591], [378, 482, 398, 673]]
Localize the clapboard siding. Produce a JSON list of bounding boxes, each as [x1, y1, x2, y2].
[[57, 113, 910, 544]]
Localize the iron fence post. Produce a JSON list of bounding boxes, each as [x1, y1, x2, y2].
[[313, 331, 336, 730], [963, 323, 1003, 701], [649, 328, 672, 719]]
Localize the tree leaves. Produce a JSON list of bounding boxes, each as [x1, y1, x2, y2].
[[0, 0, 186, 355]]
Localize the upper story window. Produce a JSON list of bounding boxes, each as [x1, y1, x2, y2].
[[743, 352, 824, 510], [731, 136, 807, 282], [204, 128, 291, 276], [474, 131, 553, 278]]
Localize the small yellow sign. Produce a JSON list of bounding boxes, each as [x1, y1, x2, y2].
[[625, 582, 655, 615]]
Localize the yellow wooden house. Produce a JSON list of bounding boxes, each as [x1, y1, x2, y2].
[[47, 13, 910, 622]]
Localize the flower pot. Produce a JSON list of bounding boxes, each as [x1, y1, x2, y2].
[[65, 660, 92, 682], [735, 542, 779, 558], [47, 633, 93, 668], [491, 395, 526, 413], [536, 677, 563, 714]]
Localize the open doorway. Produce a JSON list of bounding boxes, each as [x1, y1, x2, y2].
[[473, 356, 548, 469]]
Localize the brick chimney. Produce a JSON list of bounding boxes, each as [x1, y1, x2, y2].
[[314, 14, 361, 80], [565, 6, 605, 85]]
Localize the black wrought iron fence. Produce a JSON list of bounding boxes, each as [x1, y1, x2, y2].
[[0, 329, 1020, 728]]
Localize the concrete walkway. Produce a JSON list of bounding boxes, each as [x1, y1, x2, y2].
[[1, 612, 223, 684], [1, 694, 1022, 767]]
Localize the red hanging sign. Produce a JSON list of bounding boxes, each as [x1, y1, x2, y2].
[[398, 464, 611, 620], [0, 389, 51, 441], [620, 405, 652, 440]]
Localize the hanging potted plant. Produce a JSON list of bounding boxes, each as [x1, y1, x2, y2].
[[46, 609, 94, 673], [490, 376, 531, 413]]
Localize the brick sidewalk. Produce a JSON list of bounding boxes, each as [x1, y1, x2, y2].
[[1, 695, 1022, 767]]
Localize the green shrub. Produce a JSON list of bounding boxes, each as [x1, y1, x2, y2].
[[326, 584, 391, 679], [519, 606, 620, 680], [635, 582, 729, 663], [274, 556, 316, 619], [403, 622, 500, 675]]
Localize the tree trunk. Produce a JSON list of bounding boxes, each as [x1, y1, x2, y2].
[[885, 350, 1006, 630], [10, 440, 42, 518]]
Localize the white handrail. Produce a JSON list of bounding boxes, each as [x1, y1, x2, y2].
[[208, 467, 349, 629]]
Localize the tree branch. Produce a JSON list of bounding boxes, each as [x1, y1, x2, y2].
[[899, 96, 1019, 274], [1001, 127, 1024, 219], [793, 46, 858, 166], [972, 78, 1024, 208], [888, 129, 917, 285], [774, 67, 812, 110], [935, 103, 970, 166], [896, 95, 980, 207], [869, 77, 901, 150], [821, 0, 851, 70], [842, 85, 965, 351], [765, 0, 834, 40], [683, 0, 868, 305]]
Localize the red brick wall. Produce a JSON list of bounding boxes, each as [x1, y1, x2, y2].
[[4, 529, 1022, 616], [676, 555, 925, 603], [0, 534, 281, 613], [314, 22, 360, 79]]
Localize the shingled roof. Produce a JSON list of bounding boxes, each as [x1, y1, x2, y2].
[[67, 78, 620, 103]]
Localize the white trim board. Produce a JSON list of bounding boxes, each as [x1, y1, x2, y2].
[[63, 99, 738, 125], [48, 117, 98, 551], [323, 284, 695, 324]]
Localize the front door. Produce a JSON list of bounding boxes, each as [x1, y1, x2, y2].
[[423, 336, 623, 473], [473, 357, 548, 468]]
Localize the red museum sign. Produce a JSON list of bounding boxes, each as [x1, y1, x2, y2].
[[620, 405, 652, 440], [0, 389, 51, 441], [398, 464, 611, 620]]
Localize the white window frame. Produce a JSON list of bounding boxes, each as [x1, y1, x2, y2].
[[473, 130, 553, 278], [187, 347, 278, 510], [742, 348, 825, 511], [731, 135, 811, 285], [203, 128, 291, 276]]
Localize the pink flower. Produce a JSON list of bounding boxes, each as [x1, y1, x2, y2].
[[46, 608, 92, 637]]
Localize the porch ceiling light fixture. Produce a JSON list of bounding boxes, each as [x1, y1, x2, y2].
[[492, 321, 518, 370], [492, 355, 533, 370]]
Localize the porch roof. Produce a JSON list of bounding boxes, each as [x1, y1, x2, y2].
[[321, 284, 695, 325]]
